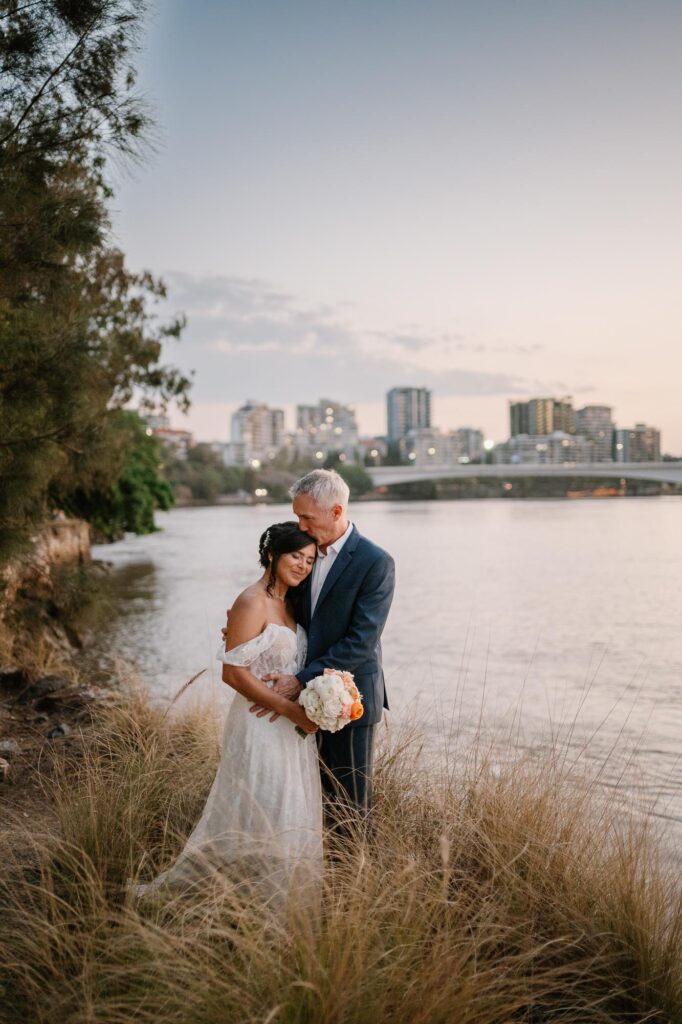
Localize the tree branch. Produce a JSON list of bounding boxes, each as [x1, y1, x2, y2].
[[0, 427, 67, 447], [0, 12, 100, 145], [0, 1, 49, 19]]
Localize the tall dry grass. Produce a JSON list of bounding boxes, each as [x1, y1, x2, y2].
[[1, 684, 681, 1024]]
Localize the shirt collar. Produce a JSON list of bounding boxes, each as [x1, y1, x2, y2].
[[317, 521, 353, 559]]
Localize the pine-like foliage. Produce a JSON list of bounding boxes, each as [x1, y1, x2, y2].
[[0, 1, 191, 560]]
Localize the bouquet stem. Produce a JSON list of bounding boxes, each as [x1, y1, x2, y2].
[[295, 726, 307, 739]]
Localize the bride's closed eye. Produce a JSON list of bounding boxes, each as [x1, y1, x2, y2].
[[291, 550, 315, 566]]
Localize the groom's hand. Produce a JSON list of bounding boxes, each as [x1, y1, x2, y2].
[[220, 607, 233, 645], [248, 673, 302, 721], [263, 672, 302, 700]]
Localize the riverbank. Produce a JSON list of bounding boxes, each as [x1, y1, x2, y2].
[[1, 676, 681, 1023], [0, 522, 120, 802]]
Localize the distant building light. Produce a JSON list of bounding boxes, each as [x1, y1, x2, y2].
[[458, 456, 470, 464], [483, 439, 495, 451], [250, 458, 261, 469], [145, 427, 153, 436], [408, 452, 417, 461], [616, 443, 624, 450], [325, 407, 334, 415], [315, 450, 324, 460], [427, 447, 436, 456], [370, 449, 379, 458], [503, 482, 513, 491], [334, 427, 343, 435], [254, 488, 268, 498], [339, 453, 347, 462]]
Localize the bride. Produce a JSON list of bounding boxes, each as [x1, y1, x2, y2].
[[133, 521, 321, 898]]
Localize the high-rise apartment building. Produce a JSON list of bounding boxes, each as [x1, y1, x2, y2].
[[552, 398, 576, 435], [387, 387, 432, 443], [613, 423, 661, 462], [509, 401, 530, 437], [510, 397, 575, 437], [452, 427, 485, 462], [576, 405, 614, 461], [401, 426, 485, 466], [295, 399, 358, 458], [402, 427, 455, 466], [230, 401, 285, 465], [528, 398, 555, 435], [494, 432, 592, 466]]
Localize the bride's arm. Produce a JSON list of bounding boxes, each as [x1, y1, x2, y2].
[[221, 596, 316, 732]]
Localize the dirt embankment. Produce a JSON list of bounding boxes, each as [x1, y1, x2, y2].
[[0, 518, 117, 807]]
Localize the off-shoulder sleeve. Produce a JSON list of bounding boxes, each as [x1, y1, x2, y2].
[[216, 624, 275, 668]]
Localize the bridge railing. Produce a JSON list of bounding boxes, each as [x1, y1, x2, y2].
[[367, 462, 682, 486]]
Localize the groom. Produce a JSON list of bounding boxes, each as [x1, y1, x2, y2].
[[264, 468, 395, 821]]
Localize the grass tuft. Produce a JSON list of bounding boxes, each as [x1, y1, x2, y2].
[[1, 688, 680, 1024]]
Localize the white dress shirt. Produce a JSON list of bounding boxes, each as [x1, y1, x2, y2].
[[309, 521, 354, 616]]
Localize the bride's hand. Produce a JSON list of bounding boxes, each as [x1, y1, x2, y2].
[[287, 703, 318, 735]]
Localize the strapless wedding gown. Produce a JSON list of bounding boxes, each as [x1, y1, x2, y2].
[[134, 623, 322, 897]]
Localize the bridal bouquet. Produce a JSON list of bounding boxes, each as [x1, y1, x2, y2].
[[296, 668, 363, 737]]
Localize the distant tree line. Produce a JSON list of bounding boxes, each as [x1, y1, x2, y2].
[[162, 446, 375, 505], [0, 1, 190, 560]]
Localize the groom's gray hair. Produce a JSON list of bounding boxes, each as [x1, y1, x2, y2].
[[289, 469, 350, 510]]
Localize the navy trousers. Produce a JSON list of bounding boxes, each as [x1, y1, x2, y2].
[[317, 724, 375, 822]]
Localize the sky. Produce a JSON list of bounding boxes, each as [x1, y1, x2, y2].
[[110, 0, 682, 450]]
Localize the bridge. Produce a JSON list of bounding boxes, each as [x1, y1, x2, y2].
[[368, 462, 682, 487]]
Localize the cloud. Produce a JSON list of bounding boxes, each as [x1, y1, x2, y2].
[[160, 271, 538, 406], [370, 328, 545, 357]]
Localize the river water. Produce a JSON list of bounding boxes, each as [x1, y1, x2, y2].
[[93, 497, 682, 836]]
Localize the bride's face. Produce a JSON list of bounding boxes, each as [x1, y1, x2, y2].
[[276, 544, 317, 588]]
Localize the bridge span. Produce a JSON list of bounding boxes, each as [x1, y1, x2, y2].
[[368, 462, 682, 487]]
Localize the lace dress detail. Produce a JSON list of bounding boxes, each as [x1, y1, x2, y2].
[[134, 623, 321, 898]]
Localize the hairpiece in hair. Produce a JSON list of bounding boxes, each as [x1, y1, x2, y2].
[[260, 528, 273, 560]]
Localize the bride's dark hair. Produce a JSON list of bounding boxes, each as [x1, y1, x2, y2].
[[259, 521, 316, 599]]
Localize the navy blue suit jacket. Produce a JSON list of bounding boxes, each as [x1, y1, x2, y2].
[[293, 525, 395, 727]]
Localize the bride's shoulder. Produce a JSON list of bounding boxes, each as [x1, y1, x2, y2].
[[232, 583, 267, 609], [227, 586, 267, 637]]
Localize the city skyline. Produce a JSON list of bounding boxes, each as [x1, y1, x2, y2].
[[111, 2, 682, 450], [159, 389, 665, 455], [154, 389, 663, 472]]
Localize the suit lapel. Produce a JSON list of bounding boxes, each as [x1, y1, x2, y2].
[[305, 577, 312, 627], [312, 525, 359, 618]]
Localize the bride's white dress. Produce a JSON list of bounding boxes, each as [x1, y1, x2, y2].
[[135, 623, 322, 897]]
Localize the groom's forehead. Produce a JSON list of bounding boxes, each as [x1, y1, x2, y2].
[[293, 494, 324, 515]]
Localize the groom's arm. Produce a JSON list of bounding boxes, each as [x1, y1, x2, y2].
[[296, 553, 395, 684]]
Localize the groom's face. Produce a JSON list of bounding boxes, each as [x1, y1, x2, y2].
[[292, 493, 343, 547]]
